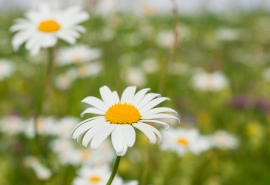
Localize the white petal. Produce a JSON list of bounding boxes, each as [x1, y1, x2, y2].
[[136, 93, 160, 109], [72, 26, 86, 32], [122, 124, 136, 147], [139, 97, 170, 113], [111, 125, 125, 155], [137, 123, 162, 144], [121, 86, 136, 103], [41, 35, 57, 48], [141, 114, 180, 122], [82, 96, 108, 111], [90, 124, 116, 149], [112, 91, 120, 103], [81, 121, 109, 147], [99, 86, 115, 106], [10, 21, 32, 32], [133, 123, 156, 144], [72, 117, 105, 139], [29, 40, 42, 55], [141, 107, 177, 116], [141, 119, 169, 130], [12, 31, 33, 50], [71, 116, 103, 134], [132, 88, 151, 106], [25, 34, 42, 51], [56, 31, 76, 44], [118, 138, 128, 156], [80, 108, 105, 117]]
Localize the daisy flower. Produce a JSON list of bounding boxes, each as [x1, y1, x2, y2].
[[24, 156, 52, 180], [191, 71, 229, 92], [56, 45, 102, 66], [73, 165, 123, 185], [72, 86, 179, 156], [160, 128, 212, 156], [10, 4, 89, 55], [0, 59, 14, 81], [211, 130, 239, 149]]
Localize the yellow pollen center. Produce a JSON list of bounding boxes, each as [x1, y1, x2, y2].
[[38, 20, 61, 33], [89, 176, 101, 183], [177, 138, 189, 146], [105, 103, 141, 124]]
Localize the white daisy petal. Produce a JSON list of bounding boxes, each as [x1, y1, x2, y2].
[[56, 31, 76, 44], [132, 88, 151, 105], [133, 123, 156, 144], [82, 121, 108, 147], [72, 117, 105, 139], [136, 93, 161, 109], [141, 119, 170, 130], [82, 96, 108, 111], [138, 123, 162, 144], [122, 124, 136, 147], [71, 116, 103, 135], [118, 138, 128, 156], [90, 124, 116, 149], [112, 91, 120, 103], [141, 114, 180, 122], [141, 107, 177, 116], [121, 86, 136, 103], [139, 97, 170, 113], [99, 86, 116, 106], [80, 108, 105, 117], [111, 125, 125, 155], [41, 35, 57, 48]]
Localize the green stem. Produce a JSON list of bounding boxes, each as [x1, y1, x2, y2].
[[33, 47, 55, 174], [158, 0, 179, 94], [34, 47, 54, 138], [106, 156, 121, 185]]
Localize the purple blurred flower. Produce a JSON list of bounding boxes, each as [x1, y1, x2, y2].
[[230, 95, 253, 109], [254, 97, 270, 113]]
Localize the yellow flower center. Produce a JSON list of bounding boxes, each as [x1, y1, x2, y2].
[[177, 138, 189, 146], [38, 20, 61, 33], [105, 103, 141, 124], [89, 176, 101, 183]]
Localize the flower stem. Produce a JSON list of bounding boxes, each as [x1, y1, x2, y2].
[[34, 47, 54, 138], [158, 0, 179, 94], [33, 47, 55, 173], [106, 156, 121, 185]]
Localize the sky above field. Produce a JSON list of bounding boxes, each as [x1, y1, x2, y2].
[[0, 0, 268, 14]]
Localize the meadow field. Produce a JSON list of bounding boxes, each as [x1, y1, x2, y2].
[[0, 6, 270, 185]]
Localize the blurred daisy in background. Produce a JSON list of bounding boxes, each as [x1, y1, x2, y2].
[[55, 70, 77, 91], [0, 115, 24, 136], [211, 130, 239, 149], [122, 67, 147, 87], [191, 71, 229, 92], [72, 86, 179, 156], [141, 58, 159, 74], [156, 30, 175, 48], [76, 62, 103, 78], [24, 156, 52, 181], [56, 45, 102, 66], [10, 4, 89, 55], [51, 138, 114, 166], [0, 59, 14, 81], [72, 165, 123, 185], [160, 128, 212, 156], [215, 27, 239, 42]]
